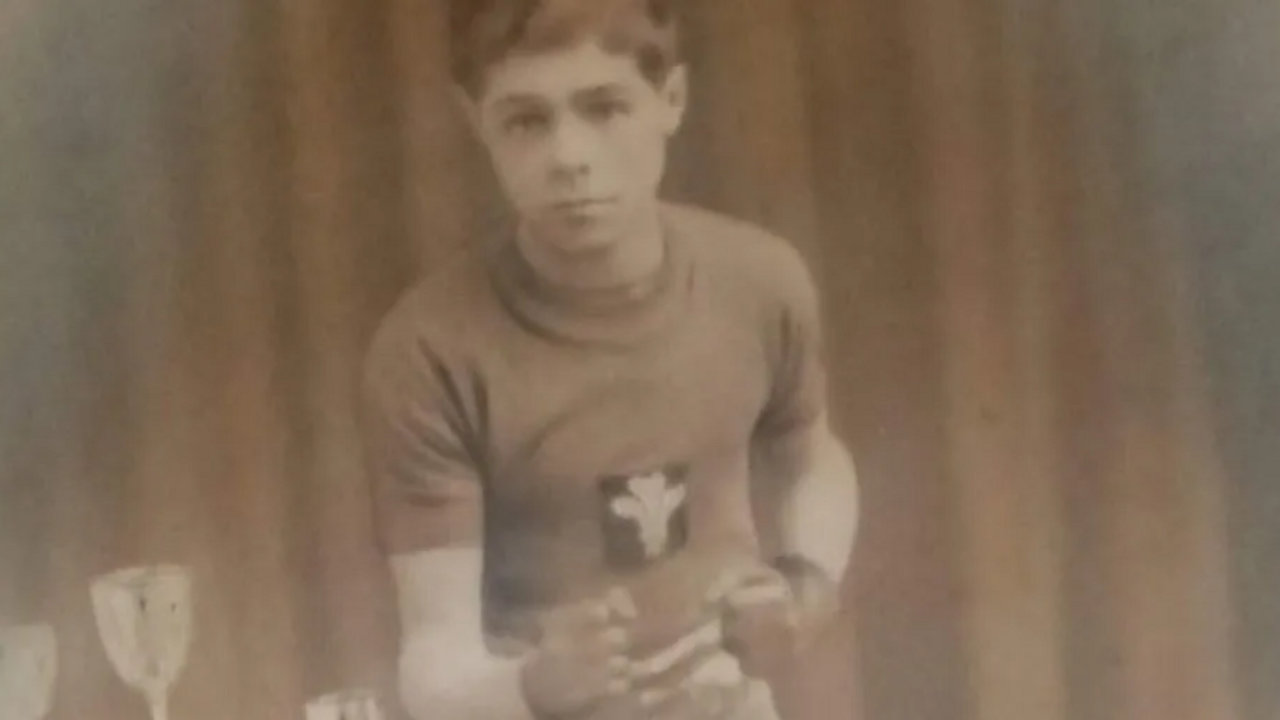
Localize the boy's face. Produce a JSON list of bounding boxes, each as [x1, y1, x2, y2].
[[463, 40, 687, 254]]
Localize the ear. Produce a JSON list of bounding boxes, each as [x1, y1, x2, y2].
[[658, 64, 688, 137]]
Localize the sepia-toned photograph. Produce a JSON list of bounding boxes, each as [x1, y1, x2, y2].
[[1, 1, 1276, 719]]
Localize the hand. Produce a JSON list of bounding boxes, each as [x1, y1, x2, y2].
[[520, 588, 636, 720], [615, 614, 751, 720], [706, 557, 840, 680]]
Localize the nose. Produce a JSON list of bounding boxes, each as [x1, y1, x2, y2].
[[548, 116, 595, 179]]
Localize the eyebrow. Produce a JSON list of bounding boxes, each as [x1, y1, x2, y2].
[[490, 93, 549, 112], [488, 83, 634, 114], [573, 83, 632, 102]]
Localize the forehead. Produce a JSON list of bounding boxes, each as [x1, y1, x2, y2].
[[479, 40, 652, 107]]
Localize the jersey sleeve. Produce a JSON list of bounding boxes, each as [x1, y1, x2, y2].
[[752, 245, 829, 479], [359, 317, 484, 556]]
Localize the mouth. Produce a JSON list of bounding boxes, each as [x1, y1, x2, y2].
[[549, 196, 618, 213]]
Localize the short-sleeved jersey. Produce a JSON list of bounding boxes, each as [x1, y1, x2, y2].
[[359, 202, 827, 655]]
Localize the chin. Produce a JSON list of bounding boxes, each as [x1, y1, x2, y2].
[[555, 230, 620, 256], [537, 217, 622, 255]]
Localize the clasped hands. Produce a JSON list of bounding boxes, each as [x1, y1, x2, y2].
[[521, 557, 839, 720]]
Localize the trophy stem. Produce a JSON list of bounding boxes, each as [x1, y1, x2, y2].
[[149, 694, 170, 720]]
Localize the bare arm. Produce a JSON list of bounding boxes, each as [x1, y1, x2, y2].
[[770, 416, 859, 584], [717, 415, 858, 679], [390, 547, 535, 720], [749, 244, 858, 587]]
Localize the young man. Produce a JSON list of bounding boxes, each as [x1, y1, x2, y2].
[[359, 1, 859, 718]]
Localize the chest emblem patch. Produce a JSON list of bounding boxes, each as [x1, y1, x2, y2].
[[599, 466, 689, 570]]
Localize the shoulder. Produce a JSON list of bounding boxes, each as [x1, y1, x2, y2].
[[362, 244, 498, 393], [662, 201, 819, 316]]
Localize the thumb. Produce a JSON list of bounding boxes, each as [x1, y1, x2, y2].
[[704, 564, 780, 607]]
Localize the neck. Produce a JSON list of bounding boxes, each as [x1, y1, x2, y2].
[[517, 210, 666, 294]]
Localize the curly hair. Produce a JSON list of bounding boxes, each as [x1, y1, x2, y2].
[[448, 0, 681, 95]]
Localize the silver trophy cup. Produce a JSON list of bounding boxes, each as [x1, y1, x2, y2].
[[90, 565, 193, 720], [0, 623, 57, 720]]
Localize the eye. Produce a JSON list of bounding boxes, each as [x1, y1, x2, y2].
[[582, 98, 631, 124], [502, 110, 551, 136]]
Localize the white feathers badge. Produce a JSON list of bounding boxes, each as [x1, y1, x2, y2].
[[609, 471, 688, 559]]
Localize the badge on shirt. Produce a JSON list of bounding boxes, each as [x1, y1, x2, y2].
[[599, 465, 690, 570]]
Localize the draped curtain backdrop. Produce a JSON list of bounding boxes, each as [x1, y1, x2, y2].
[[0, 1, 1244, 720]]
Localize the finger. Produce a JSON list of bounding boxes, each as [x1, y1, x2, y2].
[[704, 566, 762, 606], [604, 586, 638, 622], [564, 664, 628, 707], [726, 582, 791, 609], [627, 617, 723, 682], [637, 682, 688, 716], [723, 597, 794, 639], [580, 694, 639, 720], [686, 651, 745, 690], [587, 662, 631, 698], [541, 597, 614, 633], [637, 658, 745, 720], [680, 681, 746, 720], [704, 564, 791, 608]]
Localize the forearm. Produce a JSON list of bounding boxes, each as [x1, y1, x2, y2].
[[776, 429, 859, 585], [722, 429, 858, 675], [399, 626, 535, 720]]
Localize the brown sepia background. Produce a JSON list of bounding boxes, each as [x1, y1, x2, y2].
[[2, 0, 1276, 719]]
